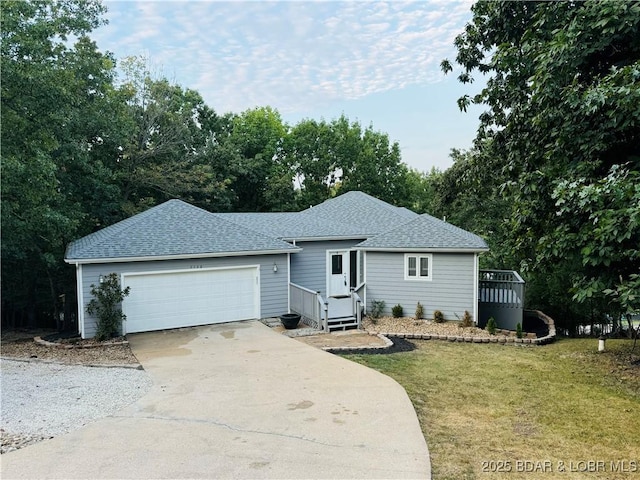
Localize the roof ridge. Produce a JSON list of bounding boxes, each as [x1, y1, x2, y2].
[[68, 200, 182, 254], [421, 214, 482, 240], [66, 199, 299, 261], [353, 191, 407, 215], [356, 211, 488, 250], [303, 190, 409, 215], [209, 212, 297, 243]]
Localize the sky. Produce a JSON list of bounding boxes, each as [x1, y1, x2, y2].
[[93, 0, 486, 172]]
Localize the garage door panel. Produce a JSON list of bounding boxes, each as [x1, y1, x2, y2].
[[122, 267, 259, 334]]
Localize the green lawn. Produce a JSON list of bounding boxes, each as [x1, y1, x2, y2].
[[344, 339, 640, 480]]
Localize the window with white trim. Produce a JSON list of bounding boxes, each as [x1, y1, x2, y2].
[[405, 254, 432, 281]]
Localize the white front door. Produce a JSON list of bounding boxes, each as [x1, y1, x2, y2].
[[328, 250, 350, 297]]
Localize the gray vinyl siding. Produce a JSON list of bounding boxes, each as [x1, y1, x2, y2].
[[290, 240, 362, 297], [365, 252, 476, 321], [79, 254, 288, 338]]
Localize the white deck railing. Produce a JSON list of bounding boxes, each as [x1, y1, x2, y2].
[[351, 282, 365, 329], [289, 283, 327, 330]]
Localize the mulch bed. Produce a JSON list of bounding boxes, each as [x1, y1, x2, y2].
[[333, 337, 417, 356]]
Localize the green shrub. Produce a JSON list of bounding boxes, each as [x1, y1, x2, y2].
[[433, 310, 445, 323], [460, 310, 473, 328], [486, 317, 497, 335], [516, 322, 523, 339], [370, 299, 385, 319], [86, 273, 131, 341], [392, 304, 404, 318], [415, 302, 424, 320]]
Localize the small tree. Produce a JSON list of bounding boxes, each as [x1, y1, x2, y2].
[[460, 310, 473, 328], [415, 302, 424, 320], [86, 273, 131, 341], [516, 322, 524, 339], [392, 304, 404, 318], [486, 317, 497, 335], [433, 310, 445, 323], [370, 299, 386, 319]]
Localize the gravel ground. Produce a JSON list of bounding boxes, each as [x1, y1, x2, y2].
[[1, 339, 139, 365], [0, 359, 152, 454], [363, 316, 502, 337]]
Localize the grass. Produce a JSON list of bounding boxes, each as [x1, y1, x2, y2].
[[344, 339, 640, 480]]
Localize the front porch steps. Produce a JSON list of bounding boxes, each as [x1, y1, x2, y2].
[[327, 316, 359, 332]]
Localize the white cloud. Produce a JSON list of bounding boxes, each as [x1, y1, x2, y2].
[[95, 1, 473, 116]]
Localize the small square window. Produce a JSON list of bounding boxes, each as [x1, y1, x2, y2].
[[405, 254, 432, 281]]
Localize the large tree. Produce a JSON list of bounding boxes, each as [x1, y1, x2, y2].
[[1, 0, 121, 327], [115, 56, 228, 215], [443, 0, 640, 332], [225, 106, 294, 212], [339, 119, 410, 206], [287, 115, 411, 208]]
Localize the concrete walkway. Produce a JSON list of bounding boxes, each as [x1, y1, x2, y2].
[[1, 321, 430, 479]]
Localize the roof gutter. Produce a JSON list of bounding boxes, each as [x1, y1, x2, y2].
[[281, 235, 369, 243], [64, 247, 302, 265], [353, 247, 490, 253]]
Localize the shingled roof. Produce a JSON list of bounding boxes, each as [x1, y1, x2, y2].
[[65, 200, 300, 263], [219, 191, 418, 240], [65, 192, 488, 263], [355, 213, 489, 251]]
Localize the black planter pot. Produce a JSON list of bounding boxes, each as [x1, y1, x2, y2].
[[280, 313, 301, 329]]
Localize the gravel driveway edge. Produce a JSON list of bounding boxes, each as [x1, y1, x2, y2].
[[1, 358, 152, 454]]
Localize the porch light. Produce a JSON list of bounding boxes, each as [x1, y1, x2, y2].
[[273, 262, 278, 273], [99, 275, 104, 284]]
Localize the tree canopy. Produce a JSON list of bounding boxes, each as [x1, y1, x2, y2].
[[441, 0, 640, 332], [2, 0, 117, 327]]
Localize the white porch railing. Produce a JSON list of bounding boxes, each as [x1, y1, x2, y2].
[[289, 283, 328, 331], [351, 282, 365, 329]]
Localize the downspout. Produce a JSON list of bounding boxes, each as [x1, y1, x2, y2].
[[473, 253, 479, 325], [76, 263, 85, 339], [363, 251, 367, 313], [287, 252, 291, 313]]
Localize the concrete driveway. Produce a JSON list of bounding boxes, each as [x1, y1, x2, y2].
[[1, 321, 430, 479]]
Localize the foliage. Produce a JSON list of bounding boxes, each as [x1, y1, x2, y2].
[[460, 310, 473, 328], [549, 166, 640, 317], [516, 322, 523, 339], [442, 0, 640, 331], [433, 310, 445, 323], [415, 302, 424, 320], [369, 300, 386, 319], [486, 317, 497, 335], [1, 0, 119, 327], [286, 115, 411, 209], [114, 55, 232, 214], [224, 106, 294, 212], [392, 304, 404, 318], [86, 273, 131, 340]]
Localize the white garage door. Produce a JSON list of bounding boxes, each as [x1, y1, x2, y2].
[[122, 267, 260, 334]]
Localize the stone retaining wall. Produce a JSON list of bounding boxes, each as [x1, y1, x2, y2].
[[34, 337, 129, 349], [380, 309, 555, 346]]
